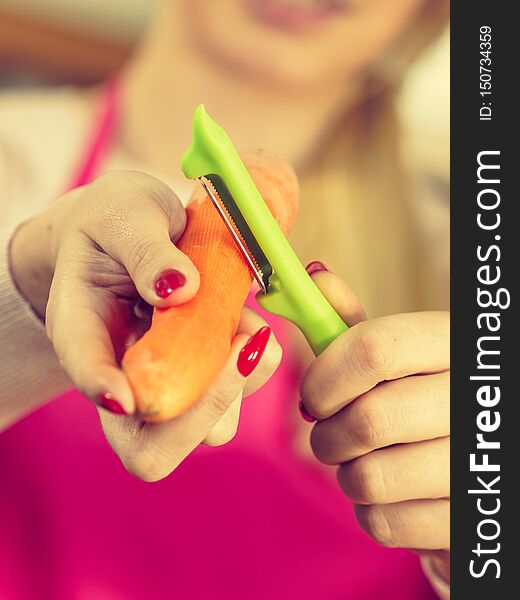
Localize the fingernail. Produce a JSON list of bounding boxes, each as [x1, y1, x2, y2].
[[305, 261, 329, 276], [155, 269, 186, 298], [237, 326, 271, 377], [99, 393, 127, 415], [298, 400, 316, 423]]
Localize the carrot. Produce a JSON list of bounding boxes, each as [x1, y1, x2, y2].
[[122, 152, 299, 422]]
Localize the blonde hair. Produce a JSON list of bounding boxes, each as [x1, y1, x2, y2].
[[291, 0, 449, 318]]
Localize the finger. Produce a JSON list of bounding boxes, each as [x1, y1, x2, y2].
[[311, 371, 449, 463], [414, 550, 451, 585], [301, 311, 450, 419], [83, 171, 200, 307], [306, 263, 366, 326], [46, 279, 135, 414], [238, 307, 283, 397], [204, 309, 282, 444], [337, 437, 450, 505], [104, 327, 272, 481], [354, 499, 450, 550], [203, 392, 243, 446], [203, 308, 283, 446]]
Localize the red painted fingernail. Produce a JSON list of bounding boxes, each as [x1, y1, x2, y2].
[[99, 393, 127, 415], [237, 326, 271, 377], [298, 400, 316, 423], [155, 269, 186, 298], [305, 261, 329, 276]]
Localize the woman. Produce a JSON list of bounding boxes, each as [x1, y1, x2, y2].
[[0, 1, 450, 598]]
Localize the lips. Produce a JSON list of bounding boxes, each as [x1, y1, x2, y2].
[[246, 0, 349, 33]]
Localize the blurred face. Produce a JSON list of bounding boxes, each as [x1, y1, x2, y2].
[[183, 0, 426, 90]]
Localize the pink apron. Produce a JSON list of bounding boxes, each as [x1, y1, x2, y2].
[[0, 81, 436, 600]]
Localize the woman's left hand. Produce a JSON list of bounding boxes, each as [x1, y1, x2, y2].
[[300, 270, 450, 559]]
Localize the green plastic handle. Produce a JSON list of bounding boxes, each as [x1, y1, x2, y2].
[[181, 105, 347, 355]]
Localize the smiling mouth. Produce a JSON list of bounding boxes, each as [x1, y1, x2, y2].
[[245, 0, 351, 33]]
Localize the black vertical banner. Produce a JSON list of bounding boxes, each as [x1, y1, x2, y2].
[[451, 2, 516, 598]]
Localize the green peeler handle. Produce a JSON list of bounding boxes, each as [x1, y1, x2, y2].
[[256, 271, 348, 356], [181, 104, 348, 356]]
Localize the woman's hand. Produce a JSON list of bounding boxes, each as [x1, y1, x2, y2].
[[12, 171, 201, 414], [100, 305, 280, 481], [9, 171, 282, 478], [300, 268, 450, 565]]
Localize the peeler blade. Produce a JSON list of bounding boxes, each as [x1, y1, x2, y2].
[[199, 175, 273, 293]]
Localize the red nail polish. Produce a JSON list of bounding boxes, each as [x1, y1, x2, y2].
[[99, 393, 127, 415], [299, 400, 316, 423], [155, 269, 186, 298], [305, 261, 329, 276], [237, 326, 271, 377]]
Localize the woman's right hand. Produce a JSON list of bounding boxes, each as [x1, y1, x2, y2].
[[9, 171, 282, 480]]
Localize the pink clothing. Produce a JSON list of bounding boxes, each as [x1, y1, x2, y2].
[[0, 82, 438, 599]]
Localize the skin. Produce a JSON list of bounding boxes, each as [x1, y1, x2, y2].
[[302, 270, 449, 561], [119, 0, 427, 172], [8, 0, 449, 580], [185, 0, 424, 88], [10, 170, 282, 453]]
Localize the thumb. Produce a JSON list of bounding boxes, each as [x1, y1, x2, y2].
[[87, 172, 200, 307], [305, 261, 367, 327], [122, 228, 200, 308]]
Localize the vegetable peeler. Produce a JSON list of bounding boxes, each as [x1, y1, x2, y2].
[[181, 104, 347, 356]]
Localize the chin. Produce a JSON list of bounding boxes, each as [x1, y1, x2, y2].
[[182, 0, 424, 92], [206, 44, 348, 91], [183, 0, 358, 91]]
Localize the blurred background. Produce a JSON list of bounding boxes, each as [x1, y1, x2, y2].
[[0, 0, 155, 86]]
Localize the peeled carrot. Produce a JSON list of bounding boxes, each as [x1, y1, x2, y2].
[[122, 152, 299, 422]]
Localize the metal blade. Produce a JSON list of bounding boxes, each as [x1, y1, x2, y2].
[[199, 175, 272, 293]]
